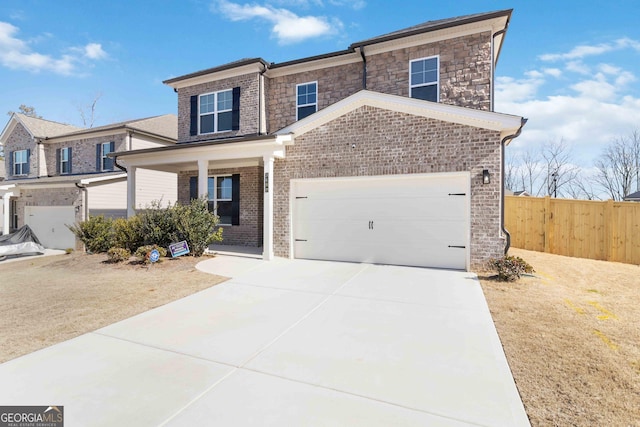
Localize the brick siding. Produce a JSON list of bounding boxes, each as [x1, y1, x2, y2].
[[178, 166, 263, 246], [44, 134, 127, 176], [177, 73, 260, 143], [273, 105, 503, 269]]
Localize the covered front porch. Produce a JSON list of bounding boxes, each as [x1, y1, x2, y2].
[[112, 135, 291, 260]]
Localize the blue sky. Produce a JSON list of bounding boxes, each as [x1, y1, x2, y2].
[[1, 0, 639, 167]]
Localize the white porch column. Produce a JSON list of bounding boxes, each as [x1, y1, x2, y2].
[[198, 159, 209, 198], [127, 166, 136, 218], [2, 193, 13, 235], [263, 155, 274, 261]]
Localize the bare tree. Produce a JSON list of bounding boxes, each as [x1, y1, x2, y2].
[[7, 104, 42, 118], [540, 139, 580, 198], [76, 92, 102, 128], [594, 131, 640, 200]]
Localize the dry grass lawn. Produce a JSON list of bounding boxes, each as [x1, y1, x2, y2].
[[0, 253, 227, 363], [479, 248, 640, 427]]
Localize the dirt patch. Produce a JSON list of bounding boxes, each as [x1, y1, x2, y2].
[[479, 248, 640, 427], [0, 253, 227, 363]]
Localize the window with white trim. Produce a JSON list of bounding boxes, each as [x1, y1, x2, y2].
[[200, 89, 233, 134], [296, 82, 317, 120], [13, 149, 28, 175], [208, 175, 233, 225], [101, 142, 113, 171], [410, 56, 439, 102], [60, 147, 71, 174]]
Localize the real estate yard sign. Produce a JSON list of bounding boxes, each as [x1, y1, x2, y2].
[[169, 241, 190, 257]]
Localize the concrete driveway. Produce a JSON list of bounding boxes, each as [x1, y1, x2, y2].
[[0, 256, 530, 426]]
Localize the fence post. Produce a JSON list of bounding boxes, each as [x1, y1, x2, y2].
[[544, 196, 551, 253], [604, 199, 614, 261]]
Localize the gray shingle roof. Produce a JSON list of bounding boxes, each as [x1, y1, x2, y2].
[[47, 114, 178, 141], [16, 114, 82, 138]]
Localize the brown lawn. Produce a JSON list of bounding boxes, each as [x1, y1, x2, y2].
[[479, 248, 640, 427], [0, 253, 227, 363]]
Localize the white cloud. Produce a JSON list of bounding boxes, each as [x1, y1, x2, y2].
[[0, 21, 107, 75], [543, 68, 562, 78], [83, 43, 107, 60], [215, 0, 342, 44], [540, 37, 640, 62]]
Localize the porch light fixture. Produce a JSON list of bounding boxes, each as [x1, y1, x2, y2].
[[482, 169, 490, 185]]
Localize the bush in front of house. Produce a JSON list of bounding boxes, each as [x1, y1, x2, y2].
[[67, 215, 114, 253], [69, 198, 223, 257], [134, 245, 167, 264], [169, 197, 223, 257], [112, 216, 144, 253], [487, 255, 535, 282], [106, 247, 131, 263]]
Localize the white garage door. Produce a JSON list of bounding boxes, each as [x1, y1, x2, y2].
[[292, 173, 469, 270], [25, 206, 76, 249]]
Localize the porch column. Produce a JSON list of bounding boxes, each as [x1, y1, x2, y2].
[[127, 166, 136, 218], [198, 159, 208, 198], [263, 155, 274, 260], [2, 193, 13, 235]]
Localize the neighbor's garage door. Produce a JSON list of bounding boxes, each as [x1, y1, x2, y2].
[[292, 173, 469, 270], [25, 206, 76, 249]]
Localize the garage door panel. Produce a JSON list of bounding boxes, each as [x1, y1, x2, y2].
[[292, 173, 469, 270], [25, 206, 76, 249]]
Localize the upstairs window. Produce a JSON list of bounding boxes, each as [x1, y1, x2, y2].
[[58, 147, 72, 174], [200, 90, 233, 134], [297, 82, 317, 120], [410, 56, 439, 102], [96, 141, 114, 172], [12, 149, 29, 176], [190, 88, 240, 136]]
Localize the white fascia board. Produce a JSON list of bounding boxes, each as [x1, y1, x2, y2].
[[277, 90, 524, 140], [80, 173, 127, 185], [166, 63, 265, 90], [119, 138, 285, 168], [361, 17, 508, 58], [0, 184, 17, 192], [265, 53, 361, 78]]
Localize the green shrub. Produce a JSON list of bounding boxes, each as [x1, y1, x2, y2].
[[169, 198, 224, 257], [112, 216, 144, 252], [106, 247, 131, 263], [137, 200, 176, 249], [487, 255, 534, 282], [134, 245, 168, 264], [67, 215, 114, 253]]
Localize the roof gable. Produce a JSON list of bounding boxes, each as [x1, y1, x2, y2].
[[277, 90, 524, 142]]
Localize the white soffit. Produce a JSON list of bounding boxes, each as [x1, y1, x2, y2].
[[277, 90, 523, 139]]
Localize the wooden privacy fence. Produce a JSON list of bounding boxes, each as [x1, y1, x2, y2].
[[505, 196, 640, 265]]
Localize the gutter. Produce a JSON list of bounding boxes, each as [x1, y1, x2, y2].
[[501, 117, 527, 254]]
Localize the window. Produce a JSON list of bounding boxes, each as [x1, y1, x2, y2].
[[189, 174, 240, 225], [200, 90, 233, 134], [13, 150, 28, 176], [297, 82, 317, 120], [208, 176, 233, 225], [59, 147, 72, 174], [410, 56, 439, 102], [11, 199, 18, 231], [97, 142, 114, 171]]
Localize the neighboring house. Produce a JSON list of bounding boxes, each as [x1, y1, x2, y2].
[[0, 114, 178, 249], [114, 9, 525, 271], [623, 191, 640, 202], [0, 153, 4, 233]]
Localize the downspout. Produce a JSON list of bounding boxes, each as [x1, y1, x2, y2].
[[75, 182, 89, 222], [258, 64, 268, 135], [501, 117, 527, 254], [113, 154, 127, 173], [491, 28, 507, 112], [359, 46, 367, 89]]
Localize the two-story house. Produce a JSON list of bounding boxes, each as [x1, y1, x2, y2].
[[113, 9, 526, 271], [0, 113, 178, 249]]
